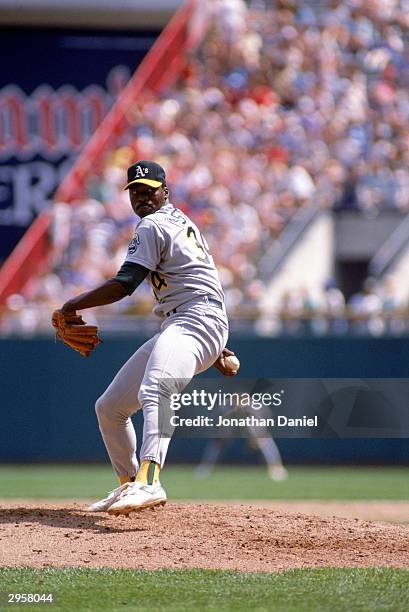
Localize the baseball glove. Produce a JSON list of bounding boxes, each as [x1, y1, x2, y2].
[[51, 310, 102, 357]]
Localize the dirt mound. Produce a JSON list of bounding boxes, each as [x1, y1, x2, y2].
[[214, 500, 409, 524], [1, 502, 408, 571]]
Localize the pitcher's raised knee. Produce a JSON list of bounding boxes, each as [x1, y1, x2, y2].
[[95, 394, 115, 425]]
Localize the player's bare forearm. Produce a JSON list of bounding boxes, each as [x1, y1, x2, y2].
[[61, 279, 129, 313]]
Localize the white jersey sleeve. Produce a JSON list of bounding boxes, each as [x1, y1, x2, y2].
[[125, 219, 166, 271]]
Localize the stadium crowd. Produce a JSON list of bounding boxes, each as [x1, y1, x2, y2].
[[2, 0, 409, 335]]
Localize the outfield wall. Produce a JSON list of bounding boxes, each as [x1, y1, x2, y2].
[[1, 336, 408, 464]]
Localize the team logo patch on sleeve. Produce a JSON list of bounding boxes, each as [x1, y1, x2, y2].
[[127, 232, 140, 254]]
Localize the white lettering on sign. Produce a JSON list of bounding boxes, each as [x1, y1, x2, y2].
[[0, 160, 71, 226]]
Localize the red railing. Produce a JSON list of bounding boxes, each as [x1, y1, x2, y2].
[[0, 0, 206, 305]]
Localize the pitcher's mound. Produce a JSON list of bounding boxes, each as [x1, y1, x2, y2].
[[1, 501, 408, 571]]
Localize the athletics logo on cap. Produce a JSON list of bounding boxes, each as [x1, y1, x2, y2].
[[134, 166, 149, 179], [124, 160, 167, 190]]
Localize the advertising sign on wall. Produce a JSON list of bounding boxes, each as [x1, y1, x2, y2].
[[0, 27, 158, 259]]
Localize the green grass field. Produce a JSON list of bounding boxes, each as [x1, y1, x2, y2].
[[1, 465, 408, 611], [0, 569, 409, 612], [0, 464, 408, 500], [1, 568, 409, 612]]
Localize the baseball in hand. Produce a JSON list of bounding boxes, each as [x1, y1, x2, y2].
[[224, 355, 240, 373]]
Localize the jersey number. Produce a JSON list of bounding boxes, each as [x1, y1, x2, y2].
[[187, 226, 210, 264], [150, 271, 167, 301]]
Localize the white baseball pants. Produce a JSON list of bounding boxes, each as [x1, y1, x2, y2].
[[95, 300, 228, 479]]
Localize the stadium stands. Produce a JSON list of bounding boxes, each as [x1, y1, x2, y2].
[[2, 0, 409, 335]]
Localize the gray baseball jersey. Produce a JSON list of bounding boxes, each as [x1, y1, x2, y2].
[[124, 201, 225, 317]]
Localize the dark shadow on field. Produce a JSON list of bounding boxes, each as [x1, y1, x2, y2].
[[0, 506, 157, 534]]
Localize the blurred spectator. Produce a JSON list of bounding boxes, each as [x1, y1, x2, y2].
[[3, 0, 409, 335]]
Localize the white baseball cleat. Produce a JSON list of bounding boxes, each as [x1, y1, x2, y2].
[[268, 465, 289, 481], [108, 481, 167, 516], [87, 482, 131, 512]]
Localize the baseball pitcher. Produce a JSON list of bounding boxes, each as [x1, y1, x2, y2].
[[52, 160, 236, 515]]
